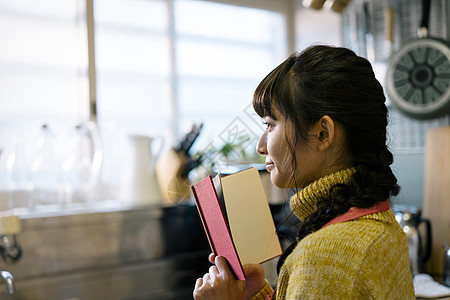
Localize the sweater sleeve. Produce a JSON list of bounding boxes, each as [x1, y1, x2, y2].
[[249, 281, 273, 300]]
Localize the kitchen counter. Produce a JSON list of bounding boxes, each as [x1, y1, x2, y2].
[[0, 203, 211, 299]]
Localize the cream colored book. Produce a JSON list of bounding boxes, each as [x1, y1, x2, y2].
[[191, 167, 282, 280]]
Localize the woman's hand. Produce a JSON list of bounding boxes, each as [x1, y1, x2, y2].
[[193, 254, 266, 300]]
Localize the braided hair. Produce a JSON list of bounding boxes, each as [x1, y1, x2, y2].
[[252, 45, 400, 274]]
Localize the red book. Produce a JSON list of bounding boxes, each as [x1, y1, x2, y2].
[[191, 167, 282, 280]]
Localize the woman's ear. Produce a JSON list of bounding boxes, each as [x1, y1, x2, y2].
[[316, 115, 335, 152]]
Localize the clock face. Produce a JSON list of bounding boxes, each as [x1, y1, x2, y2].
[[386, 38, 450, 120]]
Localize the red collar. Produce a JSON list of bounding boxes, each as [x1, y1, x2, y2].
[[323, 200, 390, 228], [266, 286, 276, 300]]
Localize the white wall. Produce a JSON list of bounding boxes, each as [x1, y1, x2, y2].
[[295, 6, 342, 51], [391, 153, 425, 208]]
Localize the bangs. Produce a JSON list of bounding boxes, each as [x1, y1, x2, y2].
[[252, 54, 297, 120], [252, 71, 277, 119]]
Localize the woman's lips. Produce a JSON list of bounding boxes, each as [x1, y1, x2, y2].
[[266, 162, 275, 172]]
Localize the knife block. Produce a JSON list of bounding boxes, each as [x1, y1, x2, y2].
[[0, 215, 21, 235], [156, 149, 191, 203]]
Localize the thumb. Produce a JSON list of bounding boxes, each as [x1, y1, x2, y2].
[[243, 264, 264, 278], [241, 264, 266, 299]]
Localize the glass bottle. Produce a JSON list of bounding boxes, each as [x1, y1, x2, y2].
[[0, 147, 8, 214], [5, 136, 32, 215], [61, 121, 102, 209], [30, 124, 61, 212]]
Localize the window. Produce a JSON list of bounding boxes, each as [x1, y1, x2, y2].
[[0, 0, 89, 212], [0, 0, 289, 210], [0, 0, 88, 146], [94, 0, 287, 147], [174, 0, 287, 150], [94, 0, 288, 192], [94, 0, 171, 136]]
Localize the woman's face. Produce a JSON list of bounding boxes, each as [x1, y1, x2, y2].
[[256, 110, 323, 189]]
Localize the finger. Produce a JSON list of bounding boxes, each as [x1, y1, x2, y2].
[[208, 253, 216, 264], [209, 265, 219, 279], [195, 278, 203, 289], [214, 256, 230, 276], [193, 278, 203, 300]]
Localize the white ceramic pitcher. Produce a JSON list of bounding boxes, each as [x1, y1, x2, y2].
[[120, 135, 164, 206]]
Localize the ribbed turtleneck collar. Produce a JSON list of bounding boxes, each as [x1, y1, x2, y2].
[[290, 168, 356, 221]]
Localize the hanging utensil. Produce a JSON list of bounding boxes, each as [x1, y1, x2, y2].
[[385, 0, 450, 120], [364, 2, 375, 63]]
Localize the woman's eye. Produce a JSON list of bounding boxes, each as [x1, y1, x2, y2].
[[262, 121, 272, 129]]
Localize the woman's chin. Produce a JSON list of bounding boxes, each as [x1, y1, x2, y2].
[[270, 172, 290, 189]]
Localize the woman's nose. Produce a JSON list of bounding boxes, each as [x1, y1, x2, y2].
[[256, 131, 267, 155]]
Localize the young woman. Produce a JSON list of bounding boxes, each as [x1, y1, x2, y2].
[[193, 45, 415, 299]]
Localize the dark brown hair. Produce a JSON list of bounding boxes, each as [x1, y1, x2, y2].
[[253, 45, 400, 273]]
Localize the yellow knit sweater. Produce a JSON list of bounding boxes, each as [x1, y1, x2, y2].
[[251, 168, 415, 299]]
